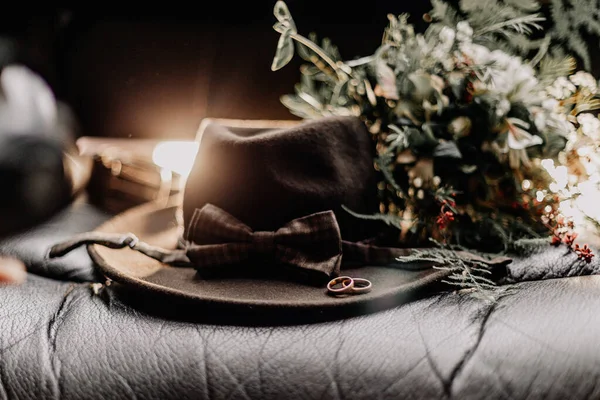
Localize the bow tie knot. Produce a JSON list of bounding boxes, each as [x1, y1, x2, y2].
[[184, 204, 343, 283], [251, 231, 276, 255]]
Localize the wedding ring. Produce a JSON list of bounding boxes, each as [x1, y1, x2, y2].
[[327, 276, 354, 295], [349, 278, 372, 294], [326, 276, 373, 296]]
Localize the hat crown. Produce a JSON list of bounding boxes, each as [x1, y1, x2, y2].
[[182, 116, 380, 243]]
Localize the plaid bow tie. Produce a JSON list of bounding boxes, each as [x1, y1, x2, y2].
[[184, 204, 343, 281]]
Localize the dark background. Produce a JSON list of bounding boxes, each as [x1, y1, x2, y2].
[[0, 1, 595, 141], [0, 1, 434, 140]]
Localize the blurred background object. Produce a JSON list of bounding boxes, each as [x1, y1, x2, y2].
[[0, 2, 437, 142], [0, 37, 84, 284], [0, 45, 83, 240], [75, 136, 195, 213], [3, 2, 594, 143], [0, 256, 26, 285]]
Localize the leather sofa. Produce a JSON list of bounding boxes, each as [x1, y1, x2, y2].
[[1, 196, 599, 399], [1, 4, 600, 398]]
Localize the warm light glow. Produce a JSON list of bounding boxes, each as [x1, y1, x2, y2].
[[541, 156, 600, 235], [536, 191, 545, 202], [152, 141, 199, 179], [541, 158, 554, 170]]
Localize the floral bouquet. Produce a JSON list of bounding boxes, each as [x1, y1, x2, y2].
[[270, 0, 600, 261]]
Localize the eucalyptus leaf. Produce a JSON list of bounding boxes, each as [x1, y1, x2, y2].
[[280, 94, 323, 119], [296, 33, 320, 61], [298, 91, 323, 109], [375, 154, 406, 196], [375, 60, 399, 100], [341, 205, 409, 230], [461, 165, 478, 174], [273, 1, 296, 32], [271, 30, 295, 71], [408, 71, 438, 102], [299, 64, 320, 76], [406, 127, 439, 154], [299, 73, 315, 90], [332, 80, 349, 106], [296, 42, 312, 61], [433, 140, 463, 159], [273, 22, 286, 34]]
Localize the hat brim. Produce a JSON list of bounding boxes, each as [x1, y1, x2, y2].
[[88, 201, 451, 317]]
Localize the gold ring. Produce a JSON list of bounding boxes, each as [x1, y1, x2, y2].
[[349, 278, 372, 294], [327, 276, 354, 295]]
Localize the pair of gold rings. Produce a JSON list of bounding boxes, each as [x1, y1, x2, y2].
[[326, 276, 372, 296]]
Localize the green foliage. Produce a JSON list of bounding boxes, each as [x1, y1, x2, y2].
[[342, 205, 409, 231], [394, 246, 508, 301], [429, 0, 547, 56], [429, 0, 460, 26], [547, 0, 600, 71], [271, 1, 296, 71], [269, 0, 600, 270], [428, 0, 600, 71], [538, 54, 577, 86]]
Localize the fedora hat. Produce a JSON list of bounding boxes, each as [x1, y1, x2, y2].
[[48, 116, 511, 319]]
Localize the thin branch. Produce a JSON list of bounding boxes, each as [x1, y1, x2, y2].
[[290, 33, 348, 81], [475, 14, 545, 36]]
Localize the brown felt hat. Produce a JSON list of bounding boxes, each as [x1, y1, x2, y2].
[[49, 116, 510, 319]]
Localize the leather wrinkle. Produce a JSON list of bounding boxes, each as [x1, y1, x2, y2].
[[328, 318, 347, 400], [46, 284, 81, 400], [445, 291, 507, 397], [0, 285, 86, 357], [255, 328, 274, 399], [378, 297, 451, 398], [411, 306, 449, 398], [0, 364, 8, 400], [454, 304, 496, 387], [378, 323, 434, 397], [204, 328, 253, 400]]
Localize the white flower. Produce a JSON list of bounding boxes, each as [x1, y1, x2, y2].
[[542, 98, 559, 111], [533, 109, 547, 132], [439, 27, 455, 48], [458, 42, 490, 64], [489, 49, 515, 69], [506, 118, 543, 150], [570, 71, 598, 94], [536, 109, 575, 139], [489, 55, 540, 104], [461, 46, 541, 105], [495, 118, 544, 169], [577, 113, 600, 140], [547, 76, 576, 99], [456, 21, 473, 43], [429, 27, 455, 66], [441, 58, 455, 71], [496, 98, 511, 118]]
